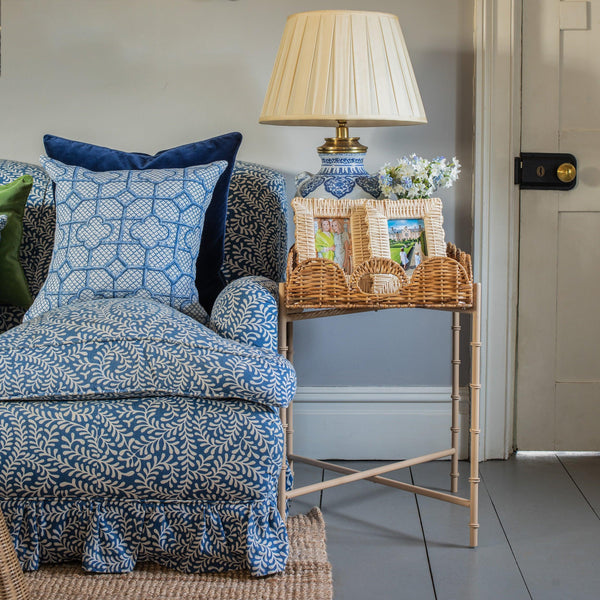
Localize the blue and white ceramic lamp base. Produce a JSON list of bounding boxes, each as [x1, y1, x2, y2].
[[295, 152, 382, 199]]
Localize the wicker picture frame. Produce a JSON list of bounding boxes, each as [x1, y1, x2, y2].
[[358, 197, 446, 259], [353, 197, 446, 292], [292, 197, 368, 276]]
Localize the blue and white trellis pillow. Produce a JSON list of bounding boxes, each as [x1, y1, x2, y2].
[[0, 214, 7, 239], [24, 157, 227, 322]]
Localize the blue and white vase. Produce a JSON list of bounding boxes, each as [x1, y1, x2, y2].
[[296, 152, 382, 200]]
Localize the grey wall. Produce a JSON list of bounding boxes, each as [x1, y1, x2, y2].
[[0, 0, 474, 387]]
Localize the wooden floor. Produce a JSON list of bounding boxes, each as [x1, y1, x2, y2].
[[289, 453, 600, 600]]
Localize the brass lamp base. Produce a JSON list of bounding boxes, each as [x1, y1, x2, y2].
[[317, 121, 367, 154]]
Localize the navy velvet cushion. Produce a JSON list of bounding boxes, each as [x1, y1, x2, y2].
[[43, 132, 243, 312]]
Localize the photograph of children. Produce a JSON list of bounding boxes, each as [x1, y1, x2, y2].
[[388, 218, 428, 277], [314, 217, 353, 274]]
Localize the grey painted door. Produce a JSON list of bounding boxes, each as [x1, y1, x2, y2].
[[517, 0, 600, 449]]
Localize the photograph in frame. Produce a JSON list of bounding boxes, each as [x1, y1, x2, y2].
[[292, 197, 368, 278], [314, 216, 353, 274], [387, 218, 428, 278]]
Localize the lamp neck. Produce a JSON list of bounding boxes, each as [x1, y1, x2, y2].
[[317, 120, 368, 154]]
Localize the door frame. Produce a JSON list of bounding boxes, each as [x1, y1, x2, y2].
[[473, 0, 522, 459]]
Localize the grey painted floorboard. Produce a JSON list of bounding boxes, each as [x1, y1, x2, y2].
[[480, 455, 600, 600], [289, 461, 323, 517], [321, 460, 435, 600], [411, 460, 531, 600], [288, 456, 600, 598], [557, 454, 600, 516]]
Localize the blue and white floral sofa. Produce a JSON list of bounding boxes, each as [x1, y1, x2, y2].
[[0, 158, 296, 576]]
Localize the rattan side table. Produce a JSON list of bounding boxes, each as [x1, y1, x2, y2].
[[276, 280, 482, 548], [0, 507, 29, 600]]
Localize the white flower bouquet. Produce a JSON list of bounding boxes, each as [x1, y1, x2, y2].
[[378, 154, 461, 199]]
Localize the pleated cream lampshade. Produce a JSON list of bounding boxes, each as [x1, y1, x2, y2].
[[259, 10, 427, 128]]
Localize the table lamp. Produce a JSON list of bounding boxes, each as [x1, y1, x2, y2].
[[259, 10, 427, 199]]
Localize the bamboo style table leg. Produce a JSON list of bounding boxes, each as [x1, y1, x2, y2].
[[286, 320, 295, 477], [0, 507, 29, 600], [469, 283, 482, 547], [450, 311, 461, 493], [277, 283, 289, 520]]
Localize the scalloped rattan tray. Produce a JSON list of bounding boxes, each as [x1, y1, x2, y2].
[[285, 242, 473, 310]]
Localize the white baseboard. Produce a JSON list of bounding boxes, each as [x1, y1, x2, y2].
[[291, 386, 469, 460]]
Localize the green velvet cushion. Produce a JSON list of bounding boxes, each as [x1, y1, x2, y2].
[[0, 175, 33, 308]]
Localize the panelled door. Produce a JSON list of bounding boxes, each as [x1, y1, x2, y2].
[[517, 0, 600, 450]]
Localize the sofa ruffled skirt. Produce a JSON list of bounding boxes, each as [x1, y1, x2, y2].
[[3, 497, 286, 576], [0, 396, 290, 576]]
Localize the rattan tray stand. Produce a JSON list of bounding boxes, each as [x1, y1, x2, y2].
[[277, 244, 482, 547]]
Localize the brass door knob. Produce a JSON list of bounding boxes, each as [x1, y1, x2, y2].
[[557, 162, 576, 183]]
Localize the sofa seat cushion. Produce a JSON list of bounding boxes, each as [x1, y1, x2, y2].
[[0, 297, 296, 407]]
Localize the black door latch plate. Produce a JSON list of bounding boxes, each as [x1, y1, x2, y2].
[[514, 152, 577, 190]]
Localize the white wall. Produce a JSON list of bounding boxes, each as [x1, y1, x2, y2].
[[0, 0, 475, 457]]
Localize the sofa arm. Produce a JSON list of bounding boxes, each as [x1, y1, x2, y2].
[[209, 276, 279, 353]]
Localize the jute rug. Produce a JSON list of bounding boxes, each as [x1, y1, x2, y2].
[[23, 508, 332, 600]]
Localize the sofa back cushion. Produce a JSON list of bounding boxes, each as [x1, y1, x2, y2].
[[223, 162, 287, 284]]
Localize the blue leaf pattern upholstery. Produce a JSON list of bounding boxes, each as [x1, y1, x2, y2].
[[0, 158, 292, 575], [0, 396, 287, 575], [210, 276, 279, 353], [0, 214, 7, 237], [0, 297, 295, 407]]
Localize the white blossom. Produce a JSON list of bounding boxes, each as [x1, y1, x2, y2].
[[378, 155, 461, 199]]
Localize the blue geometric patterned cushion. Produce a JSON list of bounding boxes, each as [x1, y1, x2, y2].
[[210, 276, 279, 353], [0, 214, 7, 237], [44, 133, 243, 312], [24, 158, 227, 322], [2, 297, 296, 407]]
